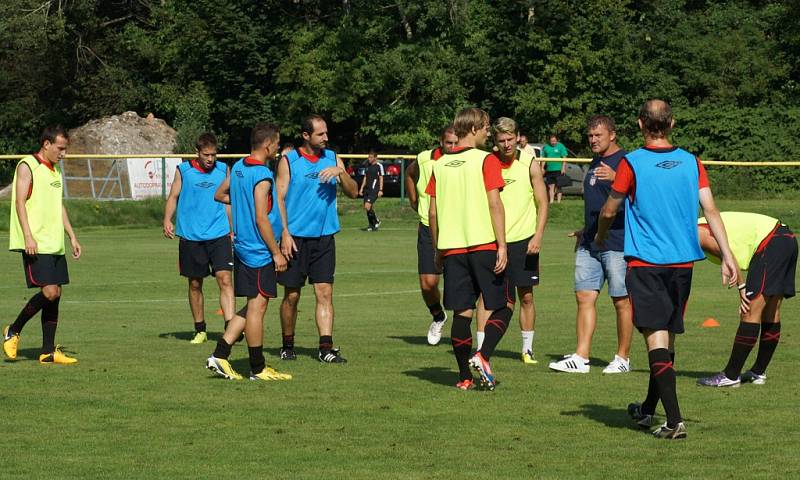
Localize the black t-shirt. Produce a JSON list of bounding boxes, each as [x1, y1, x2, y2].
[[581, 149, 626, 252], [363, 161, 384, 192]]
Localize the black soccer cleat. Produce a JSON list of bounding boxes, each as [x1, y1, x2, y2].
[[279, 347, 297, 361], [318, 347, 347, 364]]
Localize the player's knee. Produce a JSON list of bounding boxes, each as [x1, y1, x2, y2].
[[576, 290, 597, 306], [189, 278, 203, 291], [42, 285, 61, 301], [216, 273, 233, 289]]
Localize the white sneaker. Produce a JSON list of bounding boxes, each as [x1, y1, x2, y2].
[[427, 312, 448, 345], [548, 353, 589, 373], [741, 370, 767, 385], [602, 355, 631, 374]]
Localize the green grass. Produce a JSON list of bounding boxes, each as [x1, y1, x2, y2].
[[0, 199, 798, 479]]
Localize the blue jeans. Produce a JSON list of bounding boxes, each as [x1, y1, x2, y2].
[[574, 247, 628, 297]]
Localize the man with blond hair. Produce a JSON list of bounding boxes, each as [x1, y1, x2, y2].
[[476, 117, 548, 364], [427, 107, 510, 390]]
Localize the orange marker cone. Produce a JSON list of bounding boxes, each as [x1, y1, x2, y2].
[[215, 308, 224, 315], [701, 318, 720, 328]]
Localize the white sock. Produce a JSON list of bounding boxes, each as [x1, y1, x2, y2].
[[521, 330, 534, 353], [476, 331, 485, 351]]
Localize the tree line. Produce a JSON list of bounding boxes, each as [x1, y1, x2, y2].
[[2, 0, 799, 192]]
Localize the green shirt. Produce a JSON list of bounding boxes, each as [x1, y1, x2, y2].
[[542, 142, 567, 172]]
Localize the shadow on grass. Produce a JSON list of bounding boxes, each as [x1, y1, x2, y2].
[[560, 404, 637, 430], [387, 335, 438, 346], [13, 346, 79, 361], [158, 331, 223, 342], [264, 346, 320, 361], [403, 366, 454, 387]]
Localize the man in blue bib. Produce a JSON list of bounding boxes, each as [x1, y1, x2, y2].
[[275, 115, 358, 363], [596, 99, 739, 440], [205, 122, 291, 381], [163, 133, 234, 344]]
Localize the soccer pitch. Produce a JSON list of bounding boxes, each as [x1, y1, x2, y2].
[[0, 198, 797, 479]]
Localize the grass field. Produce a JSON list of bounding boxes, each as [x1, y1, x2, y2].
[[0, 197, 798, 479]]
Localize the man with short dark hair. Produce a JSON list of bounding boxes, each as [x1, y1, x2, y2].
[[163, 132, 234, 344], [205, 122, 291, 381], [550, 115, 633, 374], [3, 125, 82, 365], [541, 134, 568, 203], [427, 107, 511, 391], [276, 115, 359, 363], [596, 99, 738, 439], [359, 149, 384, 231], [405, 125, 457, 344]]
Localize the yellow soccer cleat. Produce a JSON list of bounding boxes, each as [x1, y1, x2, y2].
[[189, 331, 207, 344], [206, 355, 243, 380], [39, 346, 78, 365], [3, 325, 20, 360], [249, 366, 292, 381], [521, 350, 538, 365]]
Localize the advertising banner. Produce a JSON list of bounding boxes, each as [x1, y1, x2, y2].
[[127, 157, 182, 199]]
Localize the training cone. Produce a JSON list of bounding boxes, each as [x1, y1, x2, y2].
[[701, 318, 720, 328], [215, 308, 224, 315]]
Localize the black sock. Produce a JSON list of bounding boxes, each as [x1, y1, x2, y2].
[[282, 334, 295, 349], [723, 322, 760, 380], [649, 348, 682, 428], [427, 302, 445, 322], [319, 335, 333, 351], [641, 351, 673, 416], [195, 321, 207, 333], [213, 338, 233, 360], [11, 292, 49, 335], [40, 297, 60, 353], [450, 314, 473, 381], [751, 322, 782, 375], [367, 209, 378, 227], [248, 346, 265, 374], [479, 307, 512, 361]]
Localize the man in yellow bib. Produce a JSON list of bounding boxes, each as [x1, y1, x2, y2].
[[697, 212, 797, 387], [426, 107, 510, 391], [3, 125, 82, 364], [476, 117, 549, 364]]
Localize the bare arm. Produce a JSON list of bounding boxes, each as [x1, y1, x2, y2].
[[335, 156, 359, 198], [487, 188, 507, 274], [405, 160, 419, 210], [528, 159, 549, 254], [254, 180, 287, 272], [378, 171, 384, 197], [62, 206, 81, 259], [14, 163, 37, 255], [429, 196, 442, 270], [358, 172, 366, 195], [163, 168, 182, 238], [275, 155, 297, 258], [214, 174, 230, 205], [699, 188, 739, 287], [595, 190, 625, 246]]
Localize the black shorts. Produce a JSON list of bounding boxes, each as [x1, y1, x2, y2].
[[233, 256, 277, 298], [745, 225, 797, 300], [626, 266, 693, 334], [506, 237, 540, 288], [277, 235, 336, 287], [544, 171, 560, 186], [363, 188, 379, 204], [22, 253, 69, 288], [443, 250, 512, 311], [417, 223, 441, 275], [179, 235, 233, 278]]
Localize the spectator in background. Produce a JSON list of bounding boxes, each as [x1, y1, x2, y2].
[[541, 134, 568, 204], [518, 134, 537, 158]]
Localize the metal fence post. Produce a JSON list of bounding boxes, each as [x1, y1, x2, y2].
[[161, 156, 166, 199]]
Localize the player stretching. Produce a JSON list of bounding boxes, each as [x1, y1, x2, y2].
[[476, 117, 548, 364], [696, 212, 797, 387], [3, 125, 82, 365], [427, 107, 510, 390], [404, 125, 458, 345], [163, 132, 235, 344], [205, 122, 291, 381], [275, 115, 359, 363], [596, 100, 738, 439]]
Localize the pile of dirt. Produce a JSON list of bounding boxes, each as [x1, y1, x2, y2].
[[64, 111, 178, 198]]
